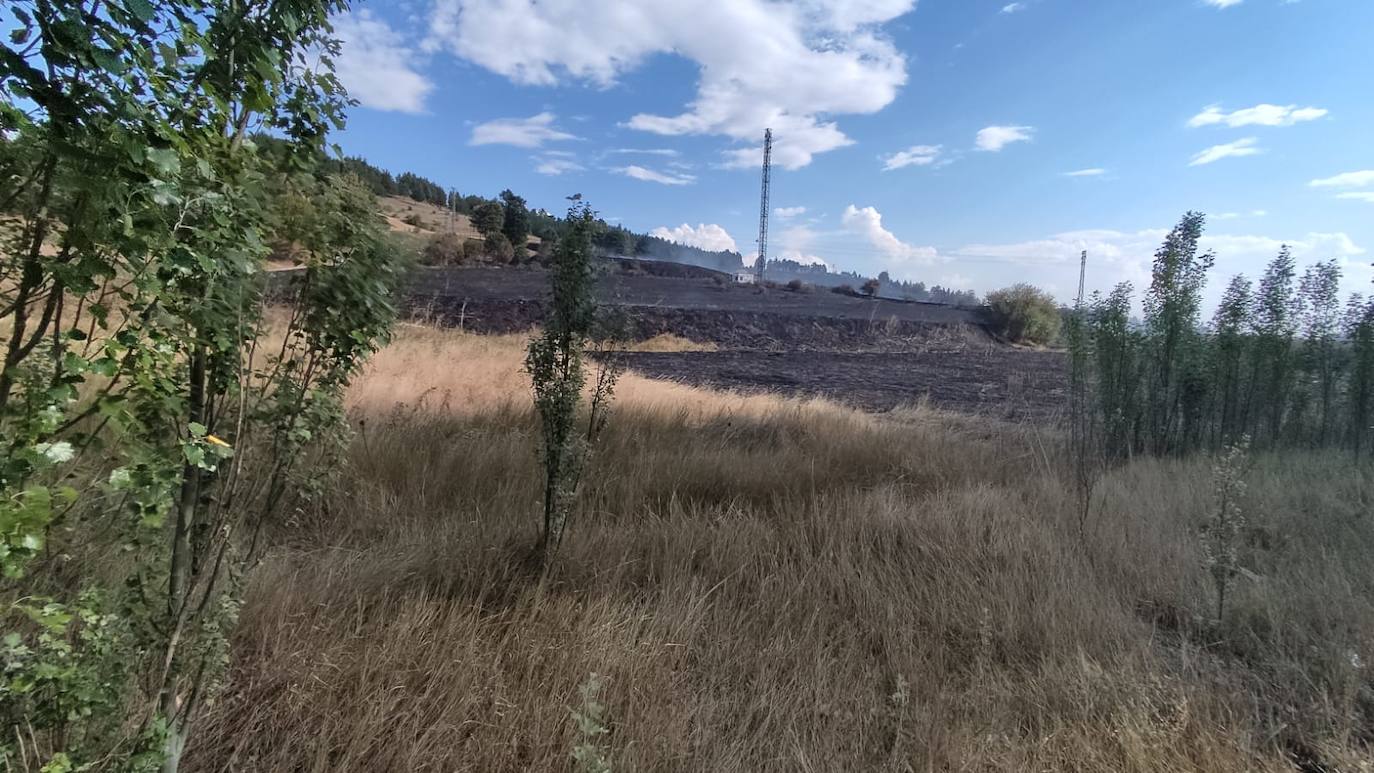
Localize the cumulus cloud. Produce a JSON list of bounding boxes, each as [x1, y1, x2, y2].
[[774, 206, 807, 218], [470, 113, 579, 147], [650, 223, 739, 252], [616, 165, 696, 185], [975, 125, 1033, 152], [425, 0, 916, 169], [332, 12, 434, 113], [841, 205, 939, 265], [1063, 168, 1106, 177], [881, 144, 942, 171], [1309, 170, 1374, 188], [1189, 137, 1262, 166], [1188, 103, 1328, 128]]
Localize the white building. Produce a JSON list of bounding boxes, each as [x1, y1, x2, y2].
[[734, 270, 758, 285]]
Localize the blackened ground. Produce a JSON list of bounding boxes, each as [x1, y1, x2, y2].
[[617, 349, 1069, 421]]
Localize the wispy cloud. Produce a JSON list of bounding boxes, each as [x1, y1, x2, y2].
[[606, 148, 681, 157], [532, 153, 585, 176], [1188, 103, 1328, 128], [470, 113, 579, 148], [1337, 192, 1374, 203], [1309, 170, 1374, 188], [1001, 3, 1026, 13], [882, 145, 942, 171], [1063, 168, 1107, 178], [774, 206, 807, 219], [1212, 210, 1268, 220], [616, 165, 696, 186], [1202, 0, 1243, 8], [975, 125, 1034, 152], [1189, 137, 1262, 166]]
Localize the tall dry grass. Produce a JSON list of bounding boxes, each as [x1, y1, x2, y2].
[[188, 324, 1374, 771]]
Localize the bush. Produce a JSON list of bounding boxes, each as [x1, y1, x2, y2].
[[485, 232, 515, 264], [984, 283, 1062, 345], [402, 213, 424, 228], [831, 284, 857, 297], [462, 239, 485, 264], [786, 279, 809, 293], [422, 231, 464, 265]]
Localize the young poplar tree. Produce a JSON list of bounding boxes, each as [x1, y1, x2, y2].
[[1210, 275, 1254, 446], [527, 201, 619, 563], [1298, 260, 1343, 446], [1249, 248, 1299, 446], [1346, 294, 1374, 457], [1, 3, 396, 770], [1089, 283, 1141, 460], [1142, 212, 1214, 455]]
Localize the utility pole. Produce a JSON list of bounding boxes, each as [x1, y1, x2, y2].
[[1076, 249, 1088, 310], [755, 128, 772, 283]]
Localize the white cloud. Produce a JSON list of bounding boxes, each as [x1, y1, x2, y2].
[[1188, 103, 1328, 128], [975, 125, 1033, 152], [650, 223, 739, 252], [770, 224, 830, 267], [1203, 0, 1243, 7], [774, 206, 807, 218], [881, 144, 942, 171], [470, 113, 579, 148], [1212, 210, 1268, 220], [606, 148, 681, 157], [426, 0, 916, 169], [332, 12, 434, 114], [1309, 170, 1374, 188], [841, 205, 939, 265], [1336, 192, 1374, 203], [1001, 3, 1026, 13], [1063, 168, 1106, 177], [1189, 137, 1262, 166], [616, 165, 696, 185], [533, 155, 585, 175]]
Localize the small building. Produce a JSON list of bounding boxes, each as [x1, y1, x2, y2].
[[734, 270, 758, 285]]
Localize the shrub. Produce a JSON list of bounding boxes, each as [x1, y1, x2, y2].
[[402, 213, 424, 228], [984, 283, 1062, 345], [831, 284, 857, 297], [484, 233, 515, 264], [422, 231, 464, 265], [462, 239, 485, 264], [786, 279, 810, 293]]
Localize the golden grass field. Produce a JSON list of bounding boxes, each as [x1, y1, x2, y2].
[[186, 323, 1374, 771]]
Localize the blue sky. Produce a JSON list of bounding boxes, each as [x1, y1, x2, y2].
[[332, 0, 1374, 305]]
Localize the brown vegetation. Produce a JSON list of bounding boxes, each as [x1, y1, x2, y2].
[[185, 324, 1374, 771]]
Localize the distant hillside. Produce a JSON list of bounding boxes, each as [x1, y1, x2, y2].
[[334, 152, 978, 305]]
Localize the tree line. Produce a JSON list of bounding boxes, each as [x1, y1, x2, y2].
[[1071, 212, 1374, 461]]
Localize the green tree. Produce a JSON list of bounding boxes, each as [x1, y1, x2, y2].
[[1298, 259, 1343, 445], [1249, 248, 1299, 445], [1142, 212, 1214, 455], [1090, 283, 1142, 460], [485, 232, 515, 263], [500, 189, 531, 252], [0, 2, 395, 769], [473, 201, 505, 237], [1345, 294, 1374, 457], [984, 283, 1062, 345], [525, 202, 618, 563]]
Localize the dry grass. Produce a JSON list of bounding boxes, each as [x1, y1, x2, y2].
[[187, 325, 1374, 772]]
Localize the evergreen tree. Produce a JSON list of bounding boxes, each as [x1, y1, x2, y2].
[[500, 189, 531, 251]]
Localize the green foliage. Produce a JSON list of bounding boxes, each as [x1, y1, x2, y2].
[[0, 1, 395, 769], [525, 202, 619, 561], [423, 231, 466, 266], [472, 202, 505, 237], [500, 189, 531, 251], [485, 232, 515, 264], [1203, 440, 1249, 622], [984, 283, 1062, 345]]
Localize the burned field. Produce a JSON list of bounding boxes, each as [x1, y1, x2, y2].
[[410, 265, 1068, 418], [617, 349, 1068, 420]]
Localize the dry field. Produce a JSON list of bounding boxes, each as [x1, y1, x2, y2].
[[187, 324, 1374, 771]]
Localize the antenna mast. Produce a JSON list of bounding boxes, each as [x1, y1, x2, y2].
[[755, 128, 772, 282]]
